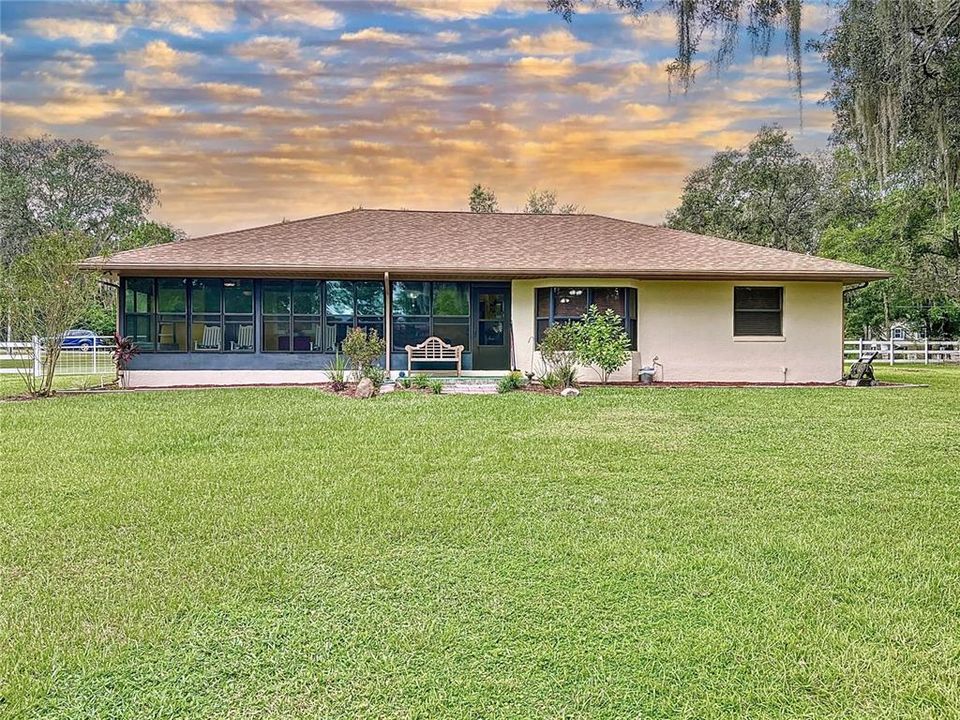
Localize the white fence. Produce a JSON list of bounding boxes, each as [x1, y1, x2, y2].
[[845, 339, 960, 365], [0, 336, 116, 377]]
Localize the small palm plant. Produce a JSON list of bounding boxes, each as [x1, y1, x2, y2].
[[111, 333, 140, 388]]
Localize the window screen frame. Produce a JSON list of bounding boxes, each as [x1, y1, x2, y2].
[[733, 286, 784, 338]]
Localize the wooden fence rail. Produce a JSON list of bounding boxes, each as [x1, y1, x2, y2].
[[844, 339, 960, 365]]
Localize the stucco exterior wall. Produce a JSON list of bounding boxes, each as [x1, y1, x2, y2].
[[512, 277, 643, 383], [511, 279, 844, 384]]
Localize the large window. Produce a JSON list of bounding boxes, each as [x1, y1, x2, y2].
[[124, 278, 155, 351], [262, 279, 385, 353], [392, 281, 470, 350], [733, 287, 783, 337], [223, 280, 255, 351], [122, 277, 381, 354], [535, 287, 637, 349]]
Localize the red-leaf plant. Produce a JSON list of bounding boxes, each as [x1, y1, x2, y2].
[[111, 332, 140, 385]]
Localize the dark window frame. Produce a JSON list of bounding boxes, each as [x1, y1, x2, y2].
[[391, 280, 471, 351], [262, 279, 385, 354], [535, 286, 637, 349], [733, 286, 784, 337]]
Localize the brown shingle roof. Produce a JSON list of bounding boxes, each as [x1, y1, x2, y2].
[[82, 209, 889, 282]]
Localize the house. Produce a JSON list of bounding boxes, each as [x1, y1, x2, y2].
[[81, 209, 890, 386]]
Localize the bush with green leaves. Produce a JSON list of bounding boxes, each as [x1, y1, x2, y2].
[[412, 373, 431, 389], [537, 323, 579, 389], [325, 351, 348, 391], [573, 305, 631, 384], [497, 370, 527, 394], [362, 364, 386, 389], [0, 231, 99, 397], [341, 327, 385, 380], [429, 379, 443, 395]]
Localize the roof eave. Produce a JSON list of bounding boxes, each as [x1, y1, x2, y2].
[[78, 260, 891, 283]]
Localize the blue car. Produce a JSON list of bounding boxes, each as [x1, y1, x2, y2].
[[61, 329, 101, 350]]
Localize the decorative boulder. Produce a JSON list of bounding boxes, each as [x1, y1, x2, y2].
[[560, 387, 580, 398], [355, 377, 375, 399]]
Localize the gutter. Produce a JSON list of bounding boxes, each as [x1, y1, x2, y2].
[[77, 262, 893, 284]]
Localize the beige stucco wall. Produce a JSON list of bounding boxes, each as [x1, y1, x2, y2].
[[511, 279, 845, 383]]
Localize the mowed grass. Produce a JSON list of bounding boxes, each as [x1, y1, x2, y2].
[[1, 367, 958, 719]]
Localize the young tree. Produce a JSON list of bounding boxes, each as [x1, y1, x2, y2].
[[469, 184, 500, 213], [573, 305, 631, 384], [341, 326, 386, 380], [666, 126, 822, 253], [524, 188, 557, 214], [522, 189, 582, 214], [0, 232, 100, 397]]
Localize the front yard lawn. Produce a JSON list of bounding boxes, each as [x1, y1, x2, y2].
[[1, 367, 958, 718]]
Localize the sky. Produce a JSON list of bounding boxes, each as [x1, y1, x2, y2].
[[1, 0, 837, 237]]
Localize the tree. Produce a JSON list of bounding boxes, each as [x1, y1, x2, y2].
[[666, 126, 822, 253], [548, 0, 805, 94], [0, 231, 100, 396], [0, 136, 160, 265], [573, 305, 631, 384], [469, 184, 500, 213], [524, 188, 581, 214], [818, 0, 960, 201], [820, 187, 960, 338]]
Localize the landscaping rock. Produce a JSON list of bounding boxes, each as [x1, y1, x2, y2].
[[560, 387, 580, 398], [355, 377, 375, 399]]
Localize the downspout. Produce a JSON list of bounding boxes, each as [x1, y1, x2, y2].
[[383, 271, 391, 376]]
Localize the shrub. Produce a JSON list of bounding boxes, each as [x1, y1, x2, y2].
[[538, 323, 580, 389], [539, 370, 562, 390], [362, 364, 386, 388], [497, 370, 526, 394], [429, 379, 443, 395], [574, 305, 631, 384], [398, 377, 413, 389], [341, 327, 385, 379], [412, 373, 431, 389], [111, 333, 140, 386], [325, 350, 348, 391]]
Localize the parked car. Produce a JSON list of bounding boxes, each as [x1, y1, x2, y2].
[[61, 329, 101, 351]]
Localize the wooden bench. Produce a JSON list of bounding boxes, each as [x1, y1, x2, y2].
[[404, 336, 464, 376]]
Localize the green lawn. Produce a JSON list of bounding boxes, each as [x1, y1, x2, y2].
[[1, 367, 958, 718]]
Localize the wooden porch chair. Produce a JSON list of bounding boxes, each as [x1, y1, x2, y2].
[[230, 324, 253, 351], [195, 325, 222, 351]]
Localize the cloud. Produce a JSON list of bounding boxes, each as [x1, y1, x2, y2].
[[3, 83, 128, 123], [229, 35, 301, 63], [623, 103, 672, 122], [510, 56, 576, 78], [434, 31, 461, 44], [24, 17, 120, 45], [621, 12, 676, 43], [508, 29, 591, 56], [340, 27, 414, 46], [122, 40, 199, 70], [253, 1, 344, 29], [127, 0, 236, 37], [0, 33, 12, 45], [186, 122, 251, 138], [391, 0, 508, 20], [36, 50, 96, 81], [243, 105, 310, 119], [197, 82, 263, 100]]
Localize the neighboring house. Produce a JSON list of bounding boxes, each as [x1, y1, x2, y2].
[[889, 322, 926, 342], [81, 209, 889, 386]]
